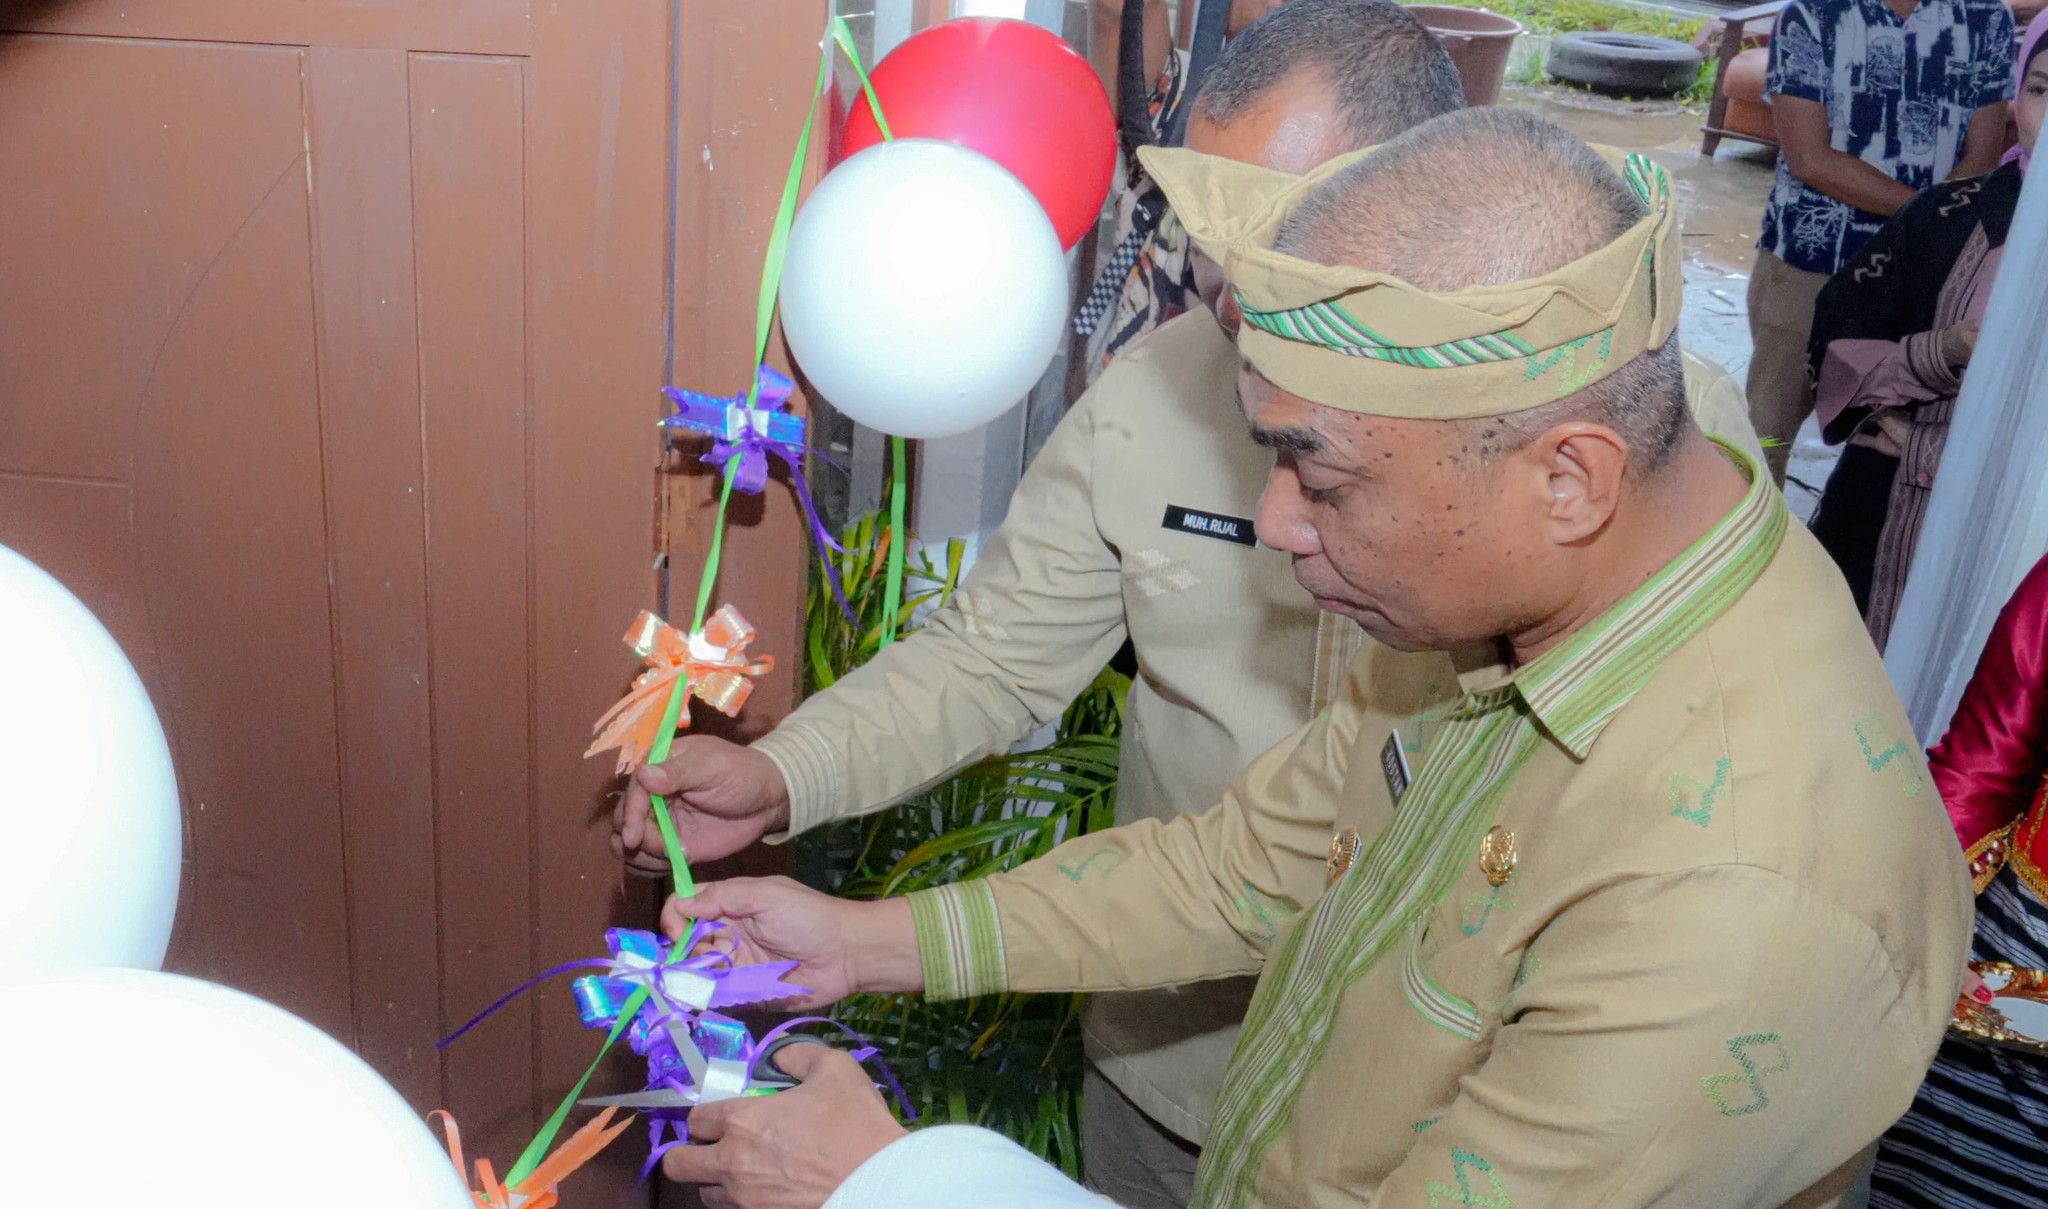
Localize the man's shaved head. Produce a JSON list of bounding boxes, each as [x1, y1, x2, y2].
[[1194, 0, 1466, 149], [1275, 108, 1689, 475]]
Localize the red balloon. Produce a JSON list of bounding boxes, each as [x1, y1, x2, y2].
[[842, 18, 1115, 250]]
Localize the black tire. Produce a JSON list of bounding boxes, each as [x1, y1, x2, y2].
[[1544, 32, 1705, 96]]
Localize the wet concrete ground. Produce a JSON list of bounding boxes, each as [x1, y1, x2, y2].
[[1502, 84, 1841, 519]]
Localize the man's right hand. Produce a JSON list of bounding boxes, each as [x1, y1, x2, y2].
[[612, 735, 793, 875], [663, 877, 925, 1011]]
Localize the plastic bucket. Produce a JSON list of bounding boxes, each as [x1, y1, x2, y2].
[[1406, 5, 1524, 107]]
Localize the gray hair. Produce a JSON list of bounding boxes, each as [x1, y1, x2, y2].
[[1192, 0, 1466, 147], [1277, 108, 1689, 475]]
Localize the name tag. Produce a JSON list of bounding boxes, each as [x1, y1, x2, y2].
[[1381, 731, 1412, 804], [1161, 505, 1257, 547]]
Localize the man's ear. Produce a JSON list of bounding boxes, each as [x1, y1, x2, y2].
[[1536, 423, 1629, 545]]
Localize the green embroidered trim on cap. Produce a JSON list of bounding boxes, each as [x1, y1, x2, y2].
[[1234, 155, 1670, 372], [1403, 929, 1486, 1042], [909, 881, 1007, 1002], [1238, 298, 1539, 367]]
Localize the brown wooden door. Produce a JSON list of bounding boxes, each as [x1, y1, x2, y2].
[[0, 0, 820, 1195]]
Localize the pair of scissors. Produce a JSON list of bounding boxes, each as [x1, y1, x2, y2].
[[579, 1033, 833, 1110]]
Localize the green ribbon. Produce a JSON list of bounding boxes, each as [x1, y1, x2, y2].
[[504, 985, 651, 1188], [657, 13, 903, 894], [501, 19, 907, 1184], [824, 15, 908, 648]]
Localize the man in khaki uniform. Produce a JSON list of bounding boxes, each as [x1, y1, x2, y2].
[[620, 7, 1763, 1207], [654, 109, 1970, 1209]]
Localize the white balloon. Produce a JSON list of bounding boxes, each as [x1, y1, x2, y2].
[[780, 139, 1069, 440], [0, 542, 180, 972], [0, 968, 474, 1206]]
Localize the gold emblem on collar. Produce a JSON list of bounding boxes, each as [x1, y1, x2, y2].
[[1327, 827, 1361, 886], [1479, 825, 1517, 887]]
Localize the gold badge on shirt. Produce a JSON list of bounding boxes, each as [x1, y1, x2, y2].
[[1479, 825, 1517, 887], [1328, 827, 1361, 886]]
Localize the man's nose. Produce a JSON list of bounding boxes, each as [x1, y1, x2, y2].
[[1255, 474, 1318, 556]]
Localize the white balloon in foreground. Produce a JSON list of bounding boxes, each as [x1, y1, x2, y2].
[[0, 541, 179, 972], [0, 969, 473, 1206], [780, 138, 1069, 440]]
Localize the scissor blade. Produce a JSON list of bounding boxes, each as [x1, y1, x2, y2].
[[578, 1090, 698, 1109]]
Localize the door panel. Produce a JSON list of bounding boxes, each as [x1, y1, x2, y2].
[[411, 49, 544, 1145], [0, 3, 825, 1198]]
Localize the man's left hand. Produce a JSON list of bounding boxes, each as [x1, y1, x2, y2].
[[662, 1044, 908, 1209]]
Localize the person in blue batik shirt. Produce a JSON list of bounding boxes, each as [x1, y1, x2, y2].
[[1744, 0, 2013, 484]]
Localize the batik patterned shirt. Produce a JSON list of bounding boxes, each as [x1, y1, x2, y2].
[[1073, 49, 1197, 385], [1759, 0, 2014, 275]]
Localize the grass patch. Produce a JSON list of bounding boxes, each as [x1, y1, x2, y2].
[[1426, 0, 1704, 40]]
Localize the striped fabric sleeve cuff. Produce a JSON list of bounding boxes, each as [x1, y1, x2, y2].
[[909, 881, 1009, 1001], [1905, 328, 1963, 397], [750, 724, 843, 845]]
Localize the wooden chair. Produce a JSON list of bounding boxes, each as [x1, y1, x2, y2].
[[1700, 0, 1791, 156]]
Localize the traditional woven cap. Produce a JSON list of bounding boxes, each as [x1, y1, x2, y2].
[[1137, 142, 1681, 419]]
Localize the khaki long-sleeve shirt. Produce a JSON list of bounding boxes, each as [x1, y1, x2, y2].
[[907, 458, 1972, 1208], [757, 308, 1768, 1142]]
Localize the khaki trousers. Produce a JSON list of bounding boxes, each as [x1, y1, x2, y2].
[[1082, 1062, 1201, 1209], [1745, 249, 1833, 484]]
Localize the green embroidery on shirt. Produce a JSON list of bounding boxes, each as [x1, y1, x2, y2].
[[1854, 715, 1926, 797], [1234, 883, 1295, 946], [1666, 756, 1732, 828], [1057, 849, 1124, 884], [1426, 1149, 1513, 1208], [1461, 884, 1517, 936], [1700, 1033, 1792, 1117], [1413, 1116, 1443, 1134]]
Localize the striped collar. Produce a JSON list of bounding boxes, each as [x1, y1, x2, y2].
[[1450, 442, 1786, 759]]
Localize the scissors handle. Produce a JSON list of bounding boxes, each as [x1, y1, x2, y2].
[[748, 1034, 835, 1089]]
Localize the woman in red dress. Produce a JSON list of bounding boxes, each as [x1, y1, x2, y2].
[[1874, 551, 2048, 1204]]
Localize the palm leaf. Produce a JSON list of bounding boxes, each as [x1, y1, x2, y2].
[[793, 507, 1126, 1173]]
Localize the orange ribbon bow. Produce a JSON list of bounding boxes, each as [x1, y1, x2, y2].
[[431, 1107, 633, 1209], [585, 605, 774, 774]]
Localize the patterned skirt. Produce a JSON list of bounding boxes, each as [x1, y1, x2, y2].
[[1870, 868, 2048, 1207]]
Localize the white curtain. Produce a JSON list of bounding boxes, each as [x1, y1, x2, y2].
[[1882, 160, 2048, 743]]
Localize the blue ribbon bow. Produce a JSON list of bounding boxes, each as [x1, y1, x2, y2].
[[662, 368, 854, 622]]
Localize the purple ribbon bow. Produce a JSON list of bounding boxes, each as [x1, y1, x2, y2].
[[662, 368, 854, 623], [436, 922, 807, 1053], [439, 919, 912, 1189]]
